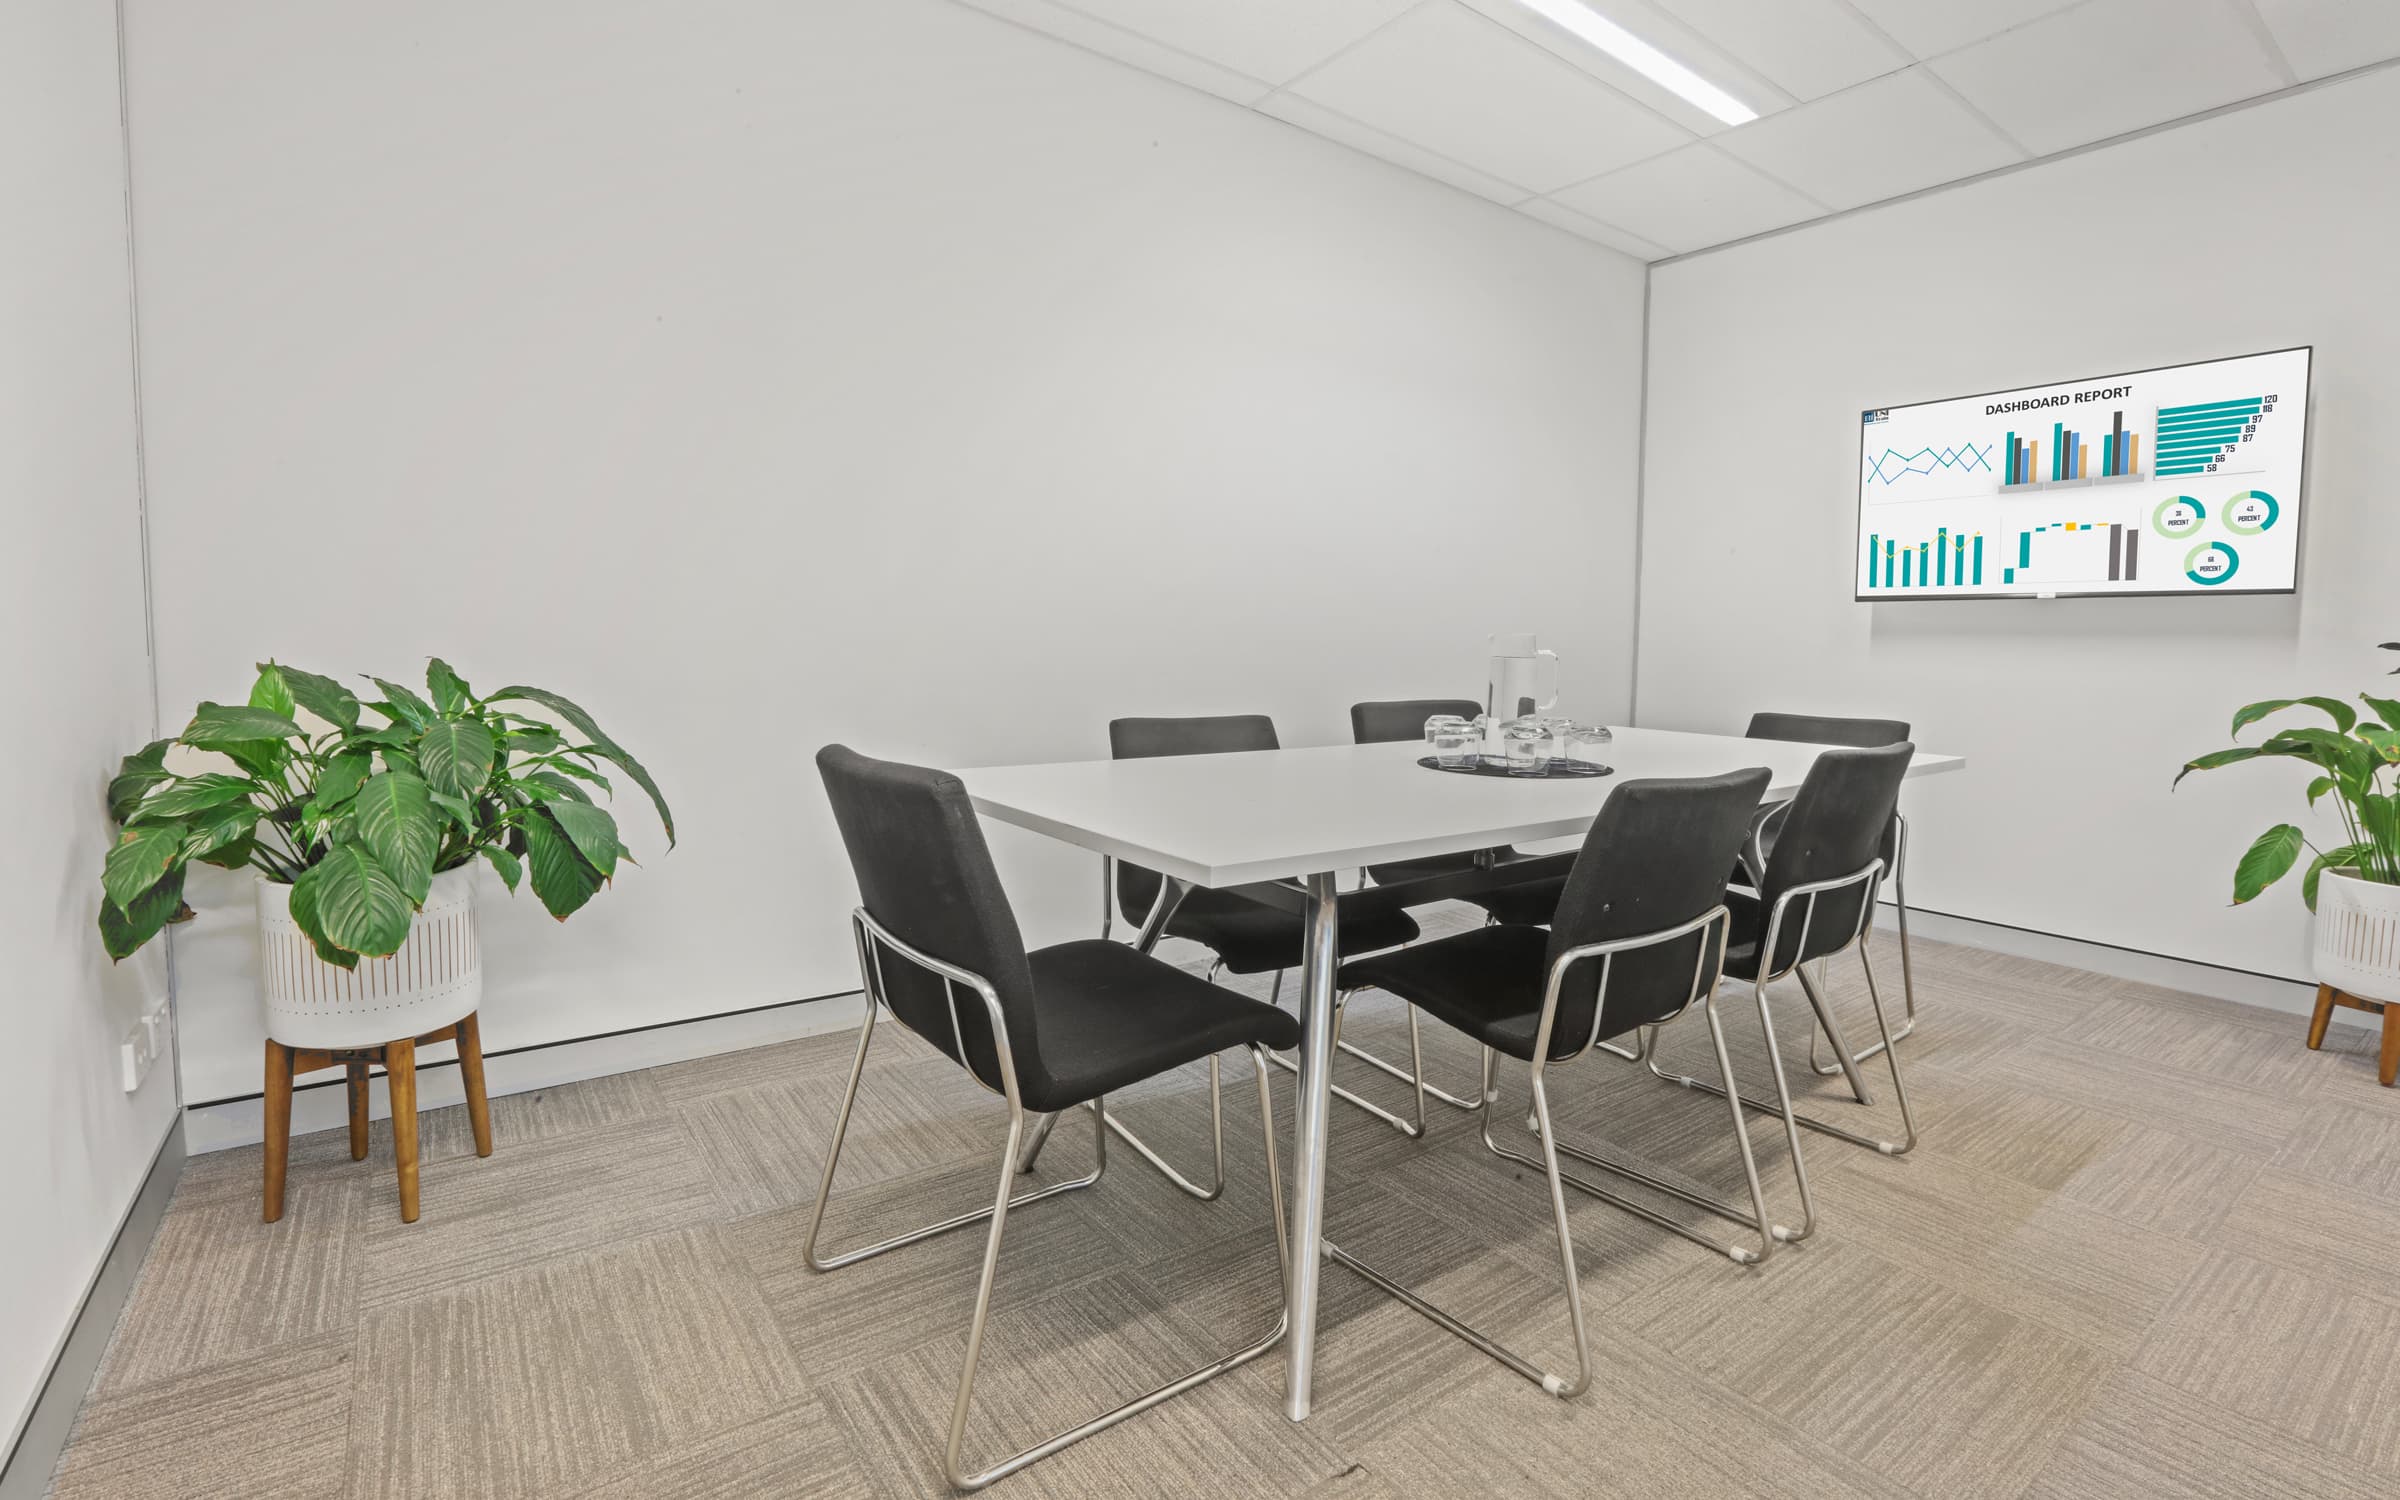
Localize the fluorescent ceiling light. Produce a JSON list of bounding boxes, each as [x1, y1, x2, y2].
[[1515, 0, 1759, 125]]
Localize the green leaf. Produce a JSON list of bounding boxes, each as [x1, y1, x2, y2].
[[2175, 746, 2266, 788], [368, 677, 436, 730], [2230, 700, 2298, 736], [521, 806, 603, 919], [180, 702, 303, 748], [295, 846, 412, 958], [2294, 697, 2360, 735], [520, 769, 593, 804], [379, 746, 420, 779], [2304, 843, 2377, 911], [2364, 727, 2400, 765], [418, 718, 498, 798], [2307, 775, 2337, 807], [179, 800, 260, 862], [545, 799, 622, 877], [429, 786, 473, 820], [103, 823, 187, 912], [315, 749, 372, 810], [501, 723, 563, 757], [426, 658, 474, 715], [352, 770, 439, 904], [2232, 823, 2305, 904], [2363, 695, 2400, 734], [284, 865, 359, 968], [106, 740, 176, 823], [481, 844, 522, 894], [99, 865, 187, 961], [543, 757, 613, 794], [248, 663, 298, 720], [490, 686, 674, 848], [264, 663, 361, 731], [2260, 727, 2372, 777], [195, 833, 257, 871], [126, 773, 257, 823]]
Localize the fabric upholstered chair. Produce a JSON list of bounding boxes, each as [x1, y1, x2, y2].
[[1349, 698, 1565, 925], [1648, 741, 1919, 1244], [809, 746, 1297, 1492], [1739, 713, 1919, 1086], [1327, 770, 1770, 1396], [1090, 714, 1437, 1144]]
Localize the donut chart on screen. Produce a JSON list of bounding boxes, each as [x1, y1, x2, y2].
[[1856, 347, 2308, 600]]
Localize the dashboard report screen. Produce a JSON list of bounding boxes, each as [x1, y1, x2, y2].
[[1855, 346, 2310, 600]]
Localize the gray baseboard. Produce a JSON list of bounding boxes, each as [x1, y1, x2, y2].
[[0, 1117, 185, 1500]]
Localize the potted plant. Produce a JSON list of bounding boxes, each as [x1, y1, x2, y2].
[[2176, 642, 2400, 1007], [98, 658, 672, 1032]]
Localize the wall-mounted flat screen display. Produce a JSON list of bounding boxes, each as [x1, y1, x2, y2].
[[1855, 346, 2310, 600]]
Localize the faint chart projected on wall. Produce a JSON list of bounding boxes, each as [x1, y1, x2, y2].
[[1854, 346, 2309, 600]]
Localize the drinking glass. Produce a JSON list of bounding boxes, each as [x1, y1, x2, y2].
[[1564, 725, 1613, 766], [1535, 715, 1578, 756], [1425, 716, 1477, 768], [1502, 718, 1552, 776]]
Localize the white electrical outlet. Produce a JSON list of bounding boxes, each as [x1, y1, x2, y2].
[[120, 1023, 153, 1093]]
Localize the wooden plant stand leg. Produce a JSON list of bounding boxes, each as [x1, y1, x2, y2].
[[2382, 1000, 2400, 1089], [263, 1040, 294, 1224], [2308, 984, 2338, 1050], [347, 1062, 372, 1161], [387, 1038, 421, 1224], [457, 1012, 494, 1158]]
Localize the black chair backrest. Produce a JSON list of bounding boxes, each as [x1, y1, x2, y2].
[[1756, 743, 1914, 974], [1350, 699, 1483, 745], [1543, 769, 1770, 1052], [1745, 712, 1911, 748], [817, 745, 1036, 1096], [1108, 715, 1278, 924]]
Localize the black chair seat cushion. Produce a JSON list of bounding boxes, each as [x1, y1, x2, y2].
[[1165, 888, 1420, 977], [1022, 940, 1300, 1112], [1336, 925, 1567, 1063], [1467, 876, 1567, 927]]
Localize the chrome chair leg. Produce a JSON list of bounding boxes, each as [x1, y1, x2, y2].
[[1491, 990, 1793, 1264], [1647, 976, 1821, 1241], [1810, 820, 1919, 1077], [1795, 961, 1875, 1106], [804, 1001, 1106, 1273], [940, 1059, 1289, 1492], [1328, 1049, 1593, 1397], [1022, 1055, 1226, 1201], [1261, 976, 1433, 1139]]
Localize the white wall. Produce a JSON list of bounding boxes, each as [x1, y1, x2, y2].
[[120, 0, 1651, 1105], [1638, 65, 2400, 983], [0, 0, 179, 1453]]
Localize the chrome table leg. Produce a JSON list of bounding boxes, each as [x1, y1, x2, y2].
[[1285, 871, 1340, 1421]]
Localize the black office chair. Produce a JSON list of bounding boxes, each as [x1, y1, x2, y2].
[[1740, 713, 1919, 1089], [1647, 742, 1918, 1244], [1102, 714, 1432, 1142], [1328, 770, 1770, 1397], [808, 746, 1297, 1492], [1340, 699, 1565, 1121]]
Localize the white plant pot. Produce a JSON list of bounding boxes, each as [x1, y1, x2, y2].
[[2312, 867, 2400, 1006], [256, 866, 482, 1050]]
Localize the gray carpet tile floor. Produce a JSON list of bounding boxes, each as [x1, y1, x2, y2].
[[46, 907, 2400, 1498]]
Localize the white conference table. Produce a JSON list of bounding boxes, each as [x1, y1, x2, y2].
[[957, 727, 1964, 1421]]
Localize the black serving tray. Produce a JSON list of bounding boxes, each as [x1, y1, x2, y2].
[[1417, 754, 1612, 780]]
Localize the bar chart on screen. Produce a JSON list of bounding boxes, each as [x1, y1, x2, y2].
[[1855, 346, 2308, 599]]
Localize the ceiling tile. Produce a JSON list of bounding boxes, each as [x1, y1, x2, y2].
[[1552, 141, 1823, 252], [952, 0, 1272, 103], [1714, 66, 2023, 210], [1286, 2, 1694, 194], [1643, 0, 1911, 100], [1929, 0, 2288, 157], [1046, 0, 1420, 86], [2248, 0, 2400, 80], [1514, 195, 1675, 257], [1844, 0, 2086, 60], [1256, 93, 1528, 205]]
